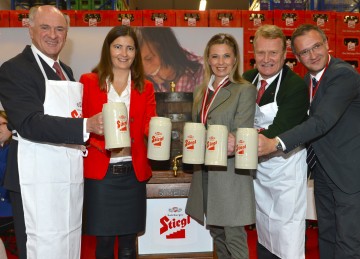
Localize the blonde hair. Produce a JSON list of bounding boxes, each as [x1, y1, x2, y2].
[[194, 33, 246, 109]]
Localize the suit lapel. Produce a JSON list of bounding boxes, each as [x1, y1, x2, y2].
[[208, 85, 231, 114]]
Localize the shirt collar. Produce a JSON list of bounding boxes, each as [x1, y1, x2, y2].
[[207, 75, 229, 91], [258, 70, 281, 87], [31, 44, 60, 69]]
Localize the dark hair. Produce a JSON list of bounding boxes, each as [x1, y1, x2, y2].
[[134, 27, 202, 78], [291, 24, 327, 54], [92, 25, 145, 92]]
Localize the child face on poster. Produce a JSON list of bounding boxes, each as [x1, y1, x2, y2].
[[140, 41, 176, 85]]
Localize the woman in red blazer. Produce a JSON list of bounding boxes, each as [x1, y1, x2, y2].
[[80, 26, 156, 259]]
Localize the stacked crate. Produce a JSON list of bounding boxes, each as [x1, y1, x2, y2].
[[335, 12, 360, 73], [242, 10, 274, 73], [274, 9, 306, 76]]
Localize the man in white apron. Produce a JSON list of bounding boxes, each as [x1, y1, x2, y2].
[[0, 6, 103, 259], [258, 24, 360, 259], [243, 25, 309, 259]]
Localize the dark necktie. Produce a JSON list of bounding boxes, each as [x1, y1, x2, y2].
[[307, 77, 319, 170], [53, 62, 66, 80], [306, 144, 317, 170], [311, 77, 318, 98], [256, 80, 267, 104]]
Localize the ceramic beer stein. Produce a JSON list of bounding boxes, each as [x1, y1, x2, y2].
[[147, 117, 172, 160], [235, 128, 258, 169], [102, 102, 131, 149], [182, 122, 206, 164], [204, 124, 228, 167]]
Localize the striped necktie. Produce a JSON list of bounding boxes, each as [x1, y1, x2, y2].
[[256, 80, 267, 104], [307, 77, 318, 169]]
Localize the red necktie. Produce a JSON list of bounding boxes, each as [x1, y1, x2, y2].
[[53, 62, 66, 80], [256, 79, 267, 104]]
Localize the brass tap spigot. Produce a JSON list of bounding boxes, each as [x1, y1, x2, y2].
[[170, 81, 176, 92], [172, 154, 183, 177]]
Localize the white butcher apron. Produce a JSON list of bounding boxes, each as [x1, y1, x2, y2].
[[253, 71, 307, 259], [16, 51, 84, 259]]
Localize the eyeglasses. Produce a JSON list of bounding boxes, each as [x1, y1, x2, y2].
[[296, 42, 325, 58]]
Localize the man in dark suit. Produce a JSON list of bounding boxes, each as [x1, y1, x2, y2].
[[243, 25, 309, 259], [0, 5, 103, 259], [258, 24, 360, 259]]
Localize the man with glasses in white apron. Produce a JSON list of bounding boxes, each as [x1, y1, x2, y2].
[[0, 6, 103, 259], [243, 25, 309, 259]]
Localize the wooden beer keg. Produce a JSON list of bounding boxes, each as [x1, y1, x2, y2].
[[150, 91, 193, 171]]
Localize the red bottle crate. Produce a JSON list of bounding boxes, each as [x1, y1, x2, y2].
[[242, 10, 273, 31], [209, 9, 242, 27], [108, 10, 143, 27], [175, 10, 208, 27], [75, 10, 109, 27], [142, 10, 176, 27]]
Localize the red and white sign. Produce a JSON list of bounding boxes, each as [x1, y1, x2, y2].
[[138, 198, 213, 254]]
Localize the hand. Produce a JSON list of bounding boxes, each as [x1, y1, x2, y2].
[[227, 132, 236, 156], [86, 112, 104, 135], [258, 134, 277, 156]]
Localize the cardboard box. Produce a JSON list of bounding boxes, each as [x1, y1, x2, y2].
[[336, 12, 360, 34], [0, 11, 9, 27], [108, 10, 143, 26], [209, 10, 241, 27], [273, 10, 305, 33], [241, 11, 273, 31], [142, 10, 176, 27], [305, 11, 336, 34], [9, 10, 30, 27], [75, 10, 109, 27], [335, 35, 360, 57], [175, 10, 208, 27]]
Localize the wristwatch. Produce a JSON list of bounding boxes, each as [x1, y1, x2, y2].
[[275, 137, 283, 151]]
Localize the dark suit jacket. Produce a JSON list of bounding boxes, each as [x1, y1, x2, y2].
[[279, 57, 360, 194], [0, 45, 85, 192], [243, 65, 309, 138]]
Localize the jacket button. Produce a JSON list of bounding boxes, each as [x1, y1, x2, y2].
[[131, 138, 134, 143], [130, 118, 134, 122]]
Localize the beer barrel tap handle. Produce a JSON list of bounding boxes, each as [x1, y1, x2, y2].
[[172, 154, 183, 177]]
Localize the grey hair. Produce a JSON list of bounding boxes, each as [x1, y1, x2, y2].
[[28, 5, 70, 30]]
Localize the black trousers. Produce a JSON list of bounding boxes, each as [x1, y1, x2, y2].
[[257, 242, 280, 259], [314, 162, 360, 259], [9, 191, 27, 259], [96, 234, 137, 259]]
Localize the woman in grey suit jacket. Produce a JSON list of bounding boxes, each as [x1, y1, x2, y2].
[[185, 33, 256, 259]]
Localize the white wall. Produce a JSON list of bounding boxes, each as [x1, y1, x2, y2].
[[0, 27, 244, 81]]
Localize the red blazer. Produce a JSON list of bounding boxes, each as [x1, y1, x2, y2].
[[80, 73, 156, 182]]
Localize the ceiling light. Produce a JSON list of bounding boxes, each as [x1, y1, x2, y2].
[[199, 0, 207, 11]]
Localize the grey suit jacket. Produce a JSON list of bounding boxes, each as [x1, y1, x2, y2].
[[186, 81, 257, 226], [280, 57, 360, 194], [0, 46, 85, 192]]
